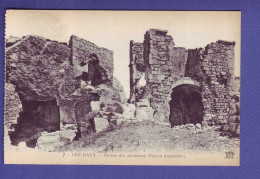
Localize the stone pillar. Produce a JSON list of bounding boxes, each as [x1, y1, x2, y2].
[[143, 29, 188, 122]]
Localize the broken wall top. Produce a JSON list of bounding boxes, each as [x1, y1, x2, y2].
[[69, 35, 114, 84]]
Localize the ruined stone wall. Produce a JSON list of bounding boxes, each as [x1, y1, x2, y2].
[[185, 41, 235, 125], [143, 29, 188, 122], [130, 29, 236, 125], [5, 35, 125, 146], [129, 41, 145, 102], [69, 35, 113, 85], [4, 83, 22, 147]]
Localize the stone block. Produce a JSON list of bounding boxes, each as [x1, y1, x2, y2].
[[201, 121, 208, 128], [136, 99, 150, 107], [136, 107, 154, 121], [91, 101, 100, 111], [94, 117, 109, 132], [123, 103, 136, 120], [60, 129, 77, 142]]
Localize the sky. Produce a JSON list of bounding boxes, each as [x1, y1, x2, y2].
[[5, 10, 241, 98]]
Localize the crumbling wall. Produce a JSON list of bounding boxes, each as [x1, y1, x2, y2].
[[143, 29, 188, 122], [5, 34, 126, 148], [69, 35, 113, 85], [129, 41, 146, 103], [130, 29, 236, 125], [185, 41, 235, 125]]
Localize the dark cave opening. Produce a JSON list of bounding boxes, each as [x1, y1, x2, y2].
[[9, 99, 60, 148], [169, 84, 204, 127]]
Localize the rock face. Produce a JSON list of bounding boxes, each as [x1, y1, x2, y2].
[[5, 35, 127, 149], [6, 35, 72, 101], [129, 29, 237, 126], [6, 36, 21, 48]]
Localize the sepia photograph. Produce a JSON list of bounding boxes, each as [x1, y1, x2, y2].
[[4, 10, 240, 165]]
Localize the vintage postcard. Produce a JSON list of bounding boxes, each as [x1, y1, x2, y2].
[[4, 10, 240, 165]]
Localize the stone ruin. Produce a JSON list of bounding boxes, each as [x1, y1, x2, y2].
[[5, 35, 127, 150], [129, 29, 239, 129], [4, 29, 240, 150]]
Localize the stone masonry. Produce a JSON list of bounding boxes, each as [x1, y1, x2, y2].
[[129, 29, 236, 126], [4, 83, 22, 148], [69, 35, 113, 85]]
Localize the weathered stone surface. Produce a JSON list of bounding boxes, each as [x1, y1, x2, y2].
[[129, 41, 146, 103], [91, 101, 101, 111], [94, 117, 109, 132], [6, 35, 72, 101], [37, 131, 64, 151], [136, 107, 154, 121], [4, 83, 22, 148], [153, 102, 170, 122], [60, 130, 77, 142], [6, 36, 21, 47], [195, 123, 202, 130], [5, 34, 123, 148], [112, 77, 127, 103], [123, 103, 136, 120], [70, 35, 113, 85], [136, 99, 150, 107]]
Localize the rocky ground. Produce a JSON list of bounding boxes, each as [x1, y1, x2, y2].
[[56, 121, 240, 154]]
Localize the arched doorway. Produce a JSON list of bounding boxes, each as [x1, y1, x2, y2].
[[169, 84, 204, 127]]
